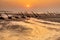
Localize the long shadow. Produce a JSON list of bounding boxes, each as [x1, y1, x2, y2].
[[34, 20, 56, 25], [0, 24, 33, 33]]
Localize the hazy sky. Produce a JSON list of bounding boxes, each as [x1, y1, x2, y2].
[[0, 0, 60, 12]]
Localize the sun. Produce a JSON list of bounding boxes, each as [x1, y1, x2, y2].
[[26, 4, 30, 8]]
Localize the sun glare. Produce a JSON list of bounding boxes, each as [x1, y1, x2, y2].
[[26, 4, 30, 8]]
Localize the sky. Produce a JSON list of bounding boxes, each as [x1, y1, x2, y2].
[[0, 0, 60, 12]]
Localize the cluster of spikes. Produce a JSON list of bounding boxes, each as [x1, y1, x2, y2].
[[0, 11, 59, 21], [0, 11, 40, 21]]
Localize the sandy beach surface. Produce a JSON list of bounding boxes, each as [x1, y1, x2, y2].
[[0, 18, 60, 40]]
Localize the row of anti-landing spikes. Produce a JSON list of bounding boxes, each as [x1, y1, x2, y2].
[[0, 11, 59, 20], [0, 11, 41, 20]]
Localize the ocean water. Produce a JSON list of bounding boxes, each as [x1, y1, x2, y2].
[[0, 18, 60, 40]]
